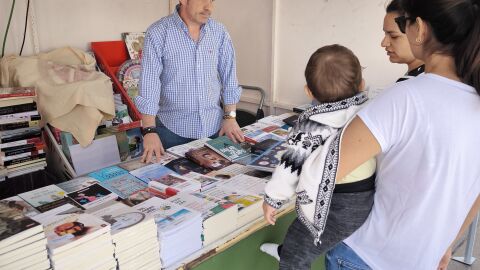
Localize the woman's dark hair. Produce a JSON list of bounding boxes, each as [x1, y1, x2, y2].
[[400, 0, 480, 93], [386, 0, 402, 13]]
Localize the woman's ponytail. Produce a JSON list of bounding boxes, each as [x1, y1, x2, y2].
[[455, 1, 480, 94]]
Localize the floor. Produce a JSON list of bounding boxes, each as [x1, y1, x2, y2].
[[449, 219, 480, 270]]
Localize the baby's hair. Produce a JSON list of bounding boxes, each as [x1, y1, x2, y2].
[[304, 44, 362, 103]]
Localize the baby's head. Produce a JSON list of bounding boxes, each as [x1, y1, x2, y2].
[[304, 44, 364, 103]]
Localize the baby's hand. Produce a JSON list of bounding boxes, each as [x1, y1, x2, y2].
[[263, 202, 277, 225]]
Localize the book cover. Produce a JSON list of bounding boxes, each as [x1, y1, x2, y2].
[[167, 137, 211, 157], [283, 114, 299, 127], [122, 32, 145, 60], [168, 193, 235, 221], [251, 138, 283, 155], [89, 166, 148, 199], [129, 163, 176, 184], [134, 197, 200, 232], [67, 184, 118, 209], [0, 200, 42, 243], [201, 187, 262, 211], [183, 172, 219, 191], [248, 141, 287, 172], [205, 136, 251, 162], [126, 128, 143, 159], [0, 87, 35, 99], [148, 174, 201, 199], [56, 177, 100, 193], [185, 146, 232, 170], [42, 213, 110, 254], [90, 202, 147, 234], [18, 185, 66, 208], [1, 196, 39, 218], [165, 157, 212, 175], [88, 166, 129, 181]]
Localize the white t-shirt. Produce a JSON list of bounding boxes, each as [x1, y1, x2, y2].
[[345, 74, 480, 270]]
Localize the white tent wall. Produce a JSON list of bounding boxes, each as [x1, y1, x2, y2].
[[0, 0, 406, 114]]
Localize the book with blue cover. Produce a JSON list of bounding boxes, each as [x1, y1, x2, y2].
[[88, 166, 147, 199], [247, 141, 287, 172]]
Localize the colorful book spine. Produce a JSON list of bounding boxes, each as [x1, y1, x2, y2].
[[0, 136, 42, 149], [2, 153, 46, 166], [0, 103, 37, 116], [0, 120, 40, 131], [0, 87, 35, 98]]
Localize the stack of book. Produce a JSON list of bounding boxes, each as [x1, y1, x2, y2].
[[91, 201, 161, 270], [0, 87, 46, 179], [168, 192, 238, 246], [0, 198, 49, 270], [135, 197, 202, 268], [35, 212, 116, 270]]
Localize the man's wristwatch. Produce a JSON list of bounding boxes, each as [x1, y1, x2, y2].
[[223, 111, 236, 120], [142, 126, 157, 136]]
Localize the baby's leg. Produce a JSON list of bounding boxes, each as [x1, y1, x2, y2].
[[279, 218, 323, 270]]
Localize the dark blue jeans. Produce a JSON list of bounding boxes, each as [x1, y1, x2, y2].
[[155, 118, 219, 149], [325, 242, 371, 270]]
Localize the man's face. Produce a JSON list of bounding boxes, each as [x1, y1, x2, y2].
[[180, 0, 214, 26]]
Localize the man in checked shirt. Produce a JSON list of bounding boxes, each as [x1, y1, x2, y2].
[[136, 0, 245, 163]]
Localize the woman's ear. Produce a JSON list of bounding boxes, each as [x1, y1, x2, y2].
[[304, 85, 314, 99], [414, 17, 427, 45]]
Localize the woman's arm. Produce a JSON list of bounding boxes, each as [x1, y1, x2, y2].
[[336, 116, 381, 181]]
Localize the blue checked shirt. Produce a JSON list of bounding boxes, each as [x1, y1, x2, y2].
[[135, 8, 242, 139]]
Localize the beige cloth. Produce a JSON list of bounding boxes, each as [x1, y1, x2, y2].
[[0, 47, 115, 146]]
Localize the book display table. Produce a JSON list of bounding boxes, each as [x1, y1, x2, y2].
[[175, 204, 326, 270]]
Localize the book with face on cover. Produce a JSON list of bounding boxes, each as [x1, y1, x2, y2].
[[204, 136, 252, 162], [40, 213, 110, 255], [165, 157, 212, 175], [88, 166, 148, 199], [185, 146, 232, 170], [67, 183, 118, 210]]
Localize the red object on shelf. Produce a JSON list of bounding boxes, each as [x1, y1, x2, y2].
[[90, 41, 142, 132]]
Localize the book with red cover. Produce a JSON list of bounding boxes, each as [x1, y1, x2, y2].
[[0, 87, 35, 99], [185, 146, 232, 170]]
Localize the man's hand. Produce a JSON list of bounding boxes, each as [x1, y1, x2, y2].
[[437, 246, 452, 270], [141, 133, 165, 163], [263, 202, 277, 225], [219, 119, 244, 143]]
